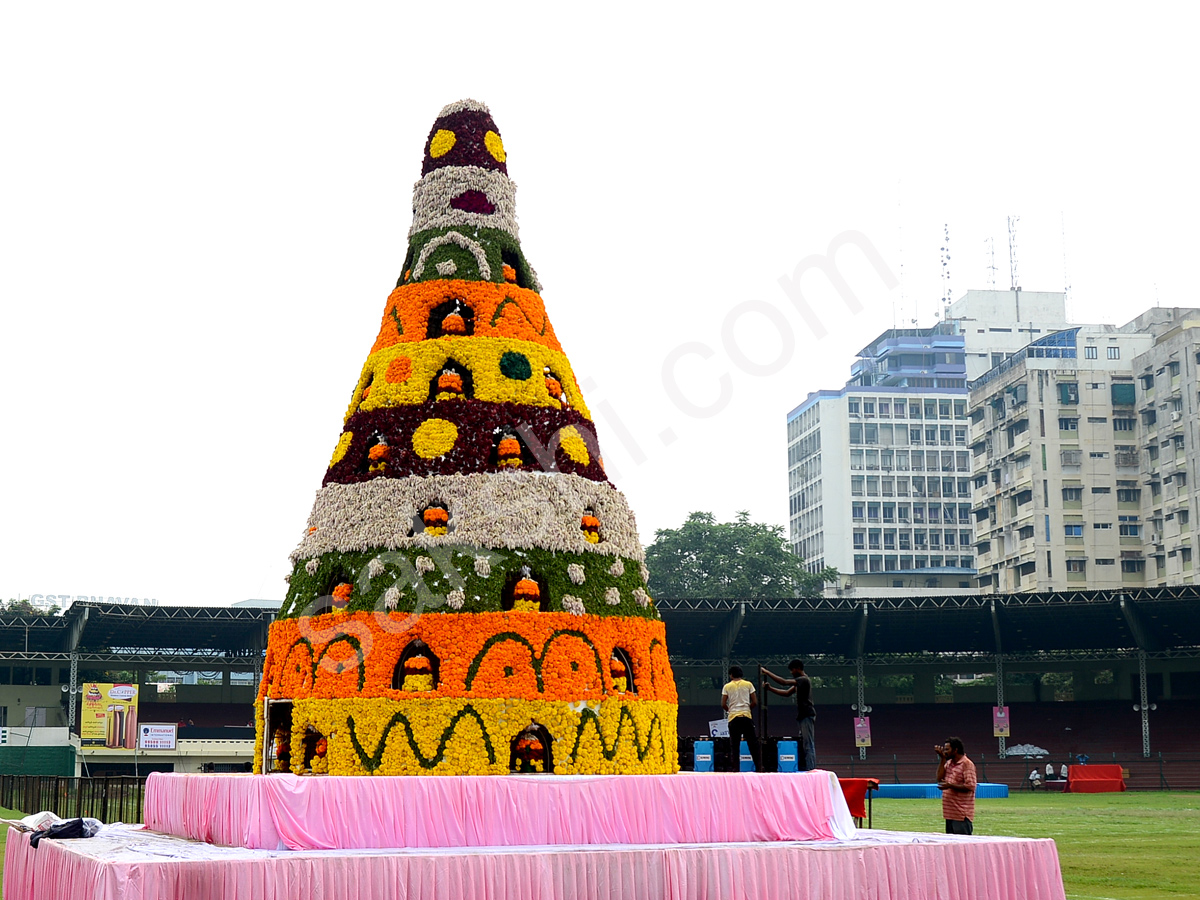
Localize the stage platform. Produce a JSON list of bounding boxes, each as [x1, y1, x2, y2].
[[143, 770, 858, 850], [3, 822, 1067, 900]]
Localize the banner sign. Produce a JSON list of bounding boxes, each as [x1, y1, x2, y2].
[[138, 723, 178, 750], [854, 716, 872, 747], [708, 719, 730, 738], [80, 683, 140, 749], [993, 705, 1011, 738]]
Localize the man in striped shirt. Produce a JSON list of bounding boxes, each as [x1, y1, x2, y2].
[[935, 736, 977, 834]]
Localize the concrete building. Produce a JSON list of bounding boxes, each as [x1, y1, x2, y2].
[[969, 307, 1200, 592], [1128, 309, 1200, 584], [786, 289, 1069, 594]]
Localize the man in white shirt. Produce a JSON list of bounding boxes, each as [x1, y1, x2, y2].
[[721, 666, 760, 772]]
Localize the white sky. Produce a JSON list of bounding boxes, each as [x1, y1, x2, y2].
[[2, 4, 1197, 606]]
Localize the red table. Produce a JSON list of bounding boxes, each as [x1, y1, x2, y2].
[[838, 778, 880, 826], [1065, 764, 1126, 793]]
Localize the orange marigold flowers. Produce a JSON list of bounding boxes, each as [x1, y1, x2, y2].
[[501, 263, 517, 283], [441, 312, 466, 334], [497, 435, 522, 468], [436, 370, 463, 399], [581, 514, 600, 544], [332, 583, 353, 608], [368, 443, 390, 461]]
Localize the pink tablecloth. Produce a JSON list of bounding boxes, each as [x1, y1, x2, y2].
[[143, 771, 857, 850], [3, 824, 1068, 900]]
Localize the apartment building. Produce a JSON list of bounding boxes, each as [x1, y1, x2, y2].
[[786, 289, 1069, 594], [970, 308, 1200, 592], [1129, 309, 1200, 584]]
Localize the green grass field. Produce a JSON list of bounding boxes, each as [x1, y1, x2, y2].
[[1, 794, 1197, 898], [872, 792, 1200, 900]]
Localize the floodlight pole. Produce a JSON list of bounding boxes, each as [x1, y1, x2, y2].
[[1137, 650, 1151, 758], [855, 656, 867, 761], [995, 654, 1006, 758], [68, 652, 79, 728]]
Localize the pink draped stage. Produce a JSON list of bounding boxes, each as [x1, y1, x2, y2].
[[142, 771, 859, 851], [4, 824, 1068, 900]]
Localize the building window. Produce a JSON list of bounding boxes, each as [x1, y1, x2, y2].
[[848, 400, 860, 415], [1062, 487, 1083, 502], [1117, 488, 1141, 502], [853, 531, 865, 549], [1121, 559, 1144, 573], [1108, 346, 1121, 359], [1096, 558, 1115, 566], [1064, 525, 1083, 537], [1094, 522, 1112, 529], [1113, 418, 1136, 431], [1084, 346, 1098, 359], [1118, 516, 1140, 536], [1059, 418, 1078, 431], [852, 503, 865, 521], [1065, 559, 1086, 573]]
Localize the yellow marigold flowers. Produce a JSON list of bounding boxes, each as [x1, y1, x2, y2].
[[560, 426, 591, 465], [412, 418, 458, 458], [484, 130, 505, 162], [429, 129, 456, 158]]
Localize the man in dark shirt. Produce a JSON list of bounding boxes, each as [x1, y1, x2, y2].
[[761, 659, 817, 770]]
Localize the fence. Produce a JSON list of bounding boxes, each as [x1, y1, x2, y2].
[[831, 752, 1200, 790], [0, 775, 146, 822]]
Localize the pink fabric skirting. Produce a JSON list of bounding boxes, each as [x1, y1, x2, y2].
[[142, 770, 858, 851], [3, 825, 1068, 900]]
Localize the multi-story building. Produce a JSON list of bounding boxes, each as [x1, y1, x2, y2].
[[1128, 309, 1200, 584], [970, 307, 1200, 592], [786, 289, 1069, 594]]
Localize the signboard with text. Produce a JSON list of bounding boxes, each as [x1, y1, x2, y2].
[[138, 723, 178, 750], [80, 683, 140, 749]]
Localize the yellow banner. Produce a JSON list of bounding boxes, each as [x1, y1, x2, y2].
[[80, 683, 140, 749]]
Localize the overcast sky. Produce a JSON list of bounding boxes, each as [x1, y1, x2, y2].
[[2, 4, 1196, 606]]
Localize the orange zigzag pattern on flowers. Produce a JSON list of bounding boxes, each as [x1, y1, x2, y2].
[[260, 611, 676, 704]]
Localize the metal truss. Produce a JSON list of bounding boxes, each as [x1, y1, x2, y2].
[[0, 650, 262, 668], [670, 646, 1200, 668], [658, 584, 1200, 613]]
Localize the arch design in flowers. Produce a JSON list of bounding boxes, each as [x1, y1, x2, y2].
[[463, 629, 605, 694], [312, 635, 366, 693]]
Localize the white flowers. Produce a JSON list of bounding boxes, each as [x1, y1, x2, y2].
[[474, 556, 492, 577], [561, 595, 585, 616], [289, 474, 647, 562], [283, 574, 292, 584], [639, 564, 650, 583], [305, 559, 320, 576], [567, 564, 585, 585], [415, 556, 435, 575], [367, 558, 386, 578], [604, 587, 621, 606], [608, 558, 624, 576], [446, 589, 465, 610], [632, 588, 651, 609], [383, 586, 401, 610]]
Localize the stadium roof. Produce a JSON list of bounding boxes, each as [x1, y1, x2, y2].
[[0, 601, 273, 667], [658, 587, 1200, 666]]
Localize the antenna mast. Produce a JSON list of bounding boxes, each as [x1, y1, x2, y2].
[[939, 224, 952, 320], [1007, 215, 1020, 291], [1060, 211, 1071, 318], [984, 236, 997, 288]]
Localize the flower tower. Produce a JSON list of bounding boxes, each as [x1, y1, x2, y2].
[[255, 100, 678, 776]]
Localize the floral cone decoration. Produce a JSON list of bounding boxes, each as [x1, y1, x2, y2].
[[255, 100, 678, 776]]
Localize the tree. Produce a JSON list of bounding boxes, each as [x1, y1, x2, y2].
[[645, 511, 837, 599]]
